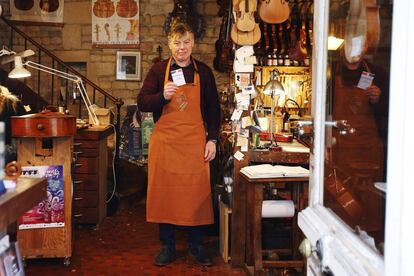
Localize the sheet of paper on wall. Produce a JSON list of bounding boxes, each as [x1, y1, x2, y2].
[[258, 117, 268, 131], [235, 73, 251, 87], [234, 150, 245, 161], [236, 93, 250, 110], [231, 109, 243, 121], [233, 121, 242, 133], [237, 136, 249, 149], [242, 85, 255, 95], [241, 116, 252, 128], [238, 128, 249, 137], [244, 56, 257, 65], [234, 46, 255, 73]]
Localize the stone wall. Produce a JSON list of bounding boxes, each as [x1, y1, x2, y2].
[[0, 0, 229, 112]]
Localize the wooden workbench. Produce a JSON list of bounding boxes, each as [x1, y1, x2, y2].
[[231, 149, 310, 268]]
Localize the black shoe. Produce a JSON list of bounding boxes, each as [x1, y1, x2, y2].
[[154, 246, 176, 266], [188, 245, 213, 266]]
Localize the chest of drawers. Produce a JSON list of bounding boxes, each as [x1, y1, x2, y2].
[[73, 126, 113, 225]]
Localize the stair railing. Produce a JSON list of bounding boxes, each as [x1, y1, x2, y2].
[[0, 14, 124, 190]]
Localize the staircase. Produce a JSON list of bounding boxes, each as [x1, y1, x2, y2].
[[0, 11, 124, 181]]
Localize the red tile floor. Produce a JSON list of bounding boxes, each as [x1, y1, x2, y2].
[[24, 197, 246, 276]]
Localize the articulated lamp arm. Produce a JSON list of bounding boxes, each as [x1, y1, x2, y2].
[[9, 58, 100, 126]]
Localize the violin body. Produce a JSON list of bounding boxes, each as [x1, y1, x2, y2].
[[116, 0, 138, 18], [231, 24, 261, 46], [93, 0, 115, 18], [259, 0, 290, 24], [236, 0, 257, 32]]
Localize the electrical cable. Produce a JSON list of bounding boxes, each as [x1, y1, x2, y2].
[[106, 123, 117, 203]]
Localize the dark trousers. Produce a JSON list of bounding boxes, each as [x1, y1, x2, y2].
[[159, 223, 204, 250]]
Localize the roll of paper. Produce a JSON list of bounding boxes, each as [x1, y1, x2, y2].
[[262, 200, 295, 218]]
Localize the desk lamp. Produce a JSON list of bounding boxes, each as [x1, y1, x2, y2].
[[6, 55, 99, 126], [262, 69, 285, 148]]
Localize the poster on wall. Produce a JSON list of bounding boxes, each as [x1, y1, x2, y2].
[[9, 0, 64, 23], [18, 165, 65, 230], [92, 0, 140, 48]]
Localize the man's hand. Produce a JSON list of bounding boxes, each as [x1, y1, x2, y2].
[[163, 81, 178, 100], [204, 141, 216, 162], [365, 85, 381, 104]]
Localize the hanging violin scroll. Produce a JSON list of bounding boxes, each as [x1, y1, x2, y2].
[[92, 0, 140, 49], [10, 0, 64, 23], [165, 0, 204, 39]]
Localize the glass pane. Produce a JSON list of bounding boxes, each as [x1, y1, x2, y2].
[[324, 0, 392, 254]]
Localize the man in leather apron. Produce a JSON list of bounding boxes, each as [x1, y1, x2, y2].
[[137, 23, 220, 267]]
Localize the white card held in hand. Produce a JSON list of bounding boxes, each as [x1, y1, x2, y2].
[[357, 71, 375, 90], [171, 69, 186, 86]]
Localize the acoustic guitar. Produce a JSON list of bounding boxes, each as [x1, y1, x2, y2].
[[116, 0, 138, 18], [14, 0, 34, 11], [259, 0, 290, 24], [236, 0, 257, 32], [93, 0, 115, 18], [39, 0, 60, 13]]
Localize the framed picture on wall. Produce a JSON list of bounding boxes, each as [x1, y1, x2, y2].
[[116, 51, 141, 81]]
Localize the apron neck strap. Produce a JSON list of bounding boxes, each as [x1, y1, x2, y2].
[[164, 57, 199, 85]]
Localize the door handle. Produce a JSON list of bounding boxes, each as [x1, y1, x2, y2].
[[326, 120, 355, 135]]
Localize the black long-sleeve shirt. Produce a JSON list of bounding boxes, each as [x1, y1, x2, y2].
[[137, 57, 221, 141]]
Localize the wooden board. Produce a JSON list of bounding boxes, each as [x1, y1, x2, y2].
[[219, 200, 232, 263], [16, 137, 73, 259], [0, 177, 46, 231]]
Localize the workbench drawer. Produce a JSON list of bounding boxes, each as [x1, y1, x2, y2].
[[73, 140, 99, 149], [74, 157, 98, 174], [73, 174, 98, 190], [73, 207, 98, 224], [73, 190, 98, 207]]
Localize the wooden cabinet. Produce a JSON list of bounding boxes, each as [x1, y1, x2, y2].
[[73, 126, 113, 225]]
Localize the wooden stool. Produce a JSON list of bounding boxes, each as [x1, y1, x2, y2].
[[241, 173, 309, 275]]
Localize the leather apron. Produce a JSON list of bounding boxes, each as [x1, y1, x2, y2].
[[332, 61, 383, 170], [146, 58, 213, 226]]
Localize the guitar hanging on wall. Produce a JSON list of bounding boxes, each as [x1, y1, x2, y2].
[[165, 0, 204, 39]]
